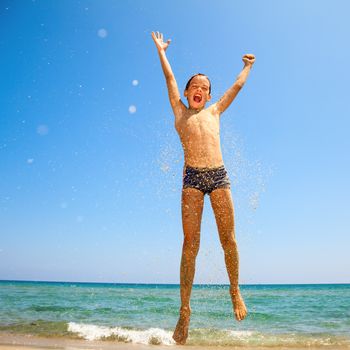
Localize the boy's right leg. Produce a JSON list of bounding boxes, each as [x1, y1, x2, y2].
[[173, 187, 204, 345]]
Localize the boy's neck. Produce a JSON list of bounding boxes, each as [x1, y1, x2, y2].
[[188, 106, 204, 113]]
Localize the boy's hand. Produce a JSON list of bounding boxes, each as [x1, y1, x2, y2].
[[242, 54, 255, 67], [152, 31, 171, 52]]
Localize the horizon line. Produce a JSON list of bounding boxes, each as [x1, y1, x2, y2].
[[0, 279, 349, 286]]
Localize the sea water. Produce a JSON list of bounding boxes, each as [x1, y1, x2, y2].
[[0, 281, 349, 347]]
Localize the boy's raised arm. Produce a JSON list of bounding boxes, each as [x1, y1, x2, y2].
[[214, 54, 255, 115], [152, 31, 185, 115]]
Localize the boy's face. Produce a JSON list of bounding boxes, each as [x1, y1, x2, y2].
[[184, 75, 211, 110]]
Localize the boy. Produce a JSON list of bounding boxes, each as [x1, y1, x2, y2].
[[151, 31, 255, 345]]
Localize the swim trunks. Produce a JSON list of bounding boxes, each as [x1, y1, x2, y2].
[[183, 165, 231, 195]]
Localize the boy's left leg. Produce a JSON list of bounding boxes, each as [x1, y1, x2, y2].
[[209, 188, 247, 321]]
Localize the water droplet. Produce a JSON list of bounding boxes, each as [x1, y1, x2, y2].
[[128, 105, 137, 114], [97, 28, 108, 38], [37, 124, 49, 136]]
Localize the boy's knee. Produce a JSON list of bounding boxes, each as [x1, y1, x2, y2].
[[220, 234, 237, 251], [183, 235, 200, 256]]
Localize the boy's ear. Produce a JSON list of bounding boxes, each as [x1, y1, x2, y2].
[[207, 94, 212, 101], [184, 90, 188, 98]]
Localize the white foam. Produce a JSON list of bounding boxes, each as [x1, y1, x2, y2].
[[68, 322, 175, 345], [227, 330, 254, 338]]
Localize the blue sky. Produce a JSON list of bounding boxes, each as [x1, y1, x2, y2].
[[1, 0, 349, 284]]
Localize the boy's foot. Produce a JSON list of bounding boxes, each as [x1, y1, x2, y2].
[[172, 306, 191, 345], [230, 287, 248, 321]]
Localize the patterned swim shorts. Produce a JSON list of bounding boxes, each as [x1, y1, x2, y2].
[[183, 165, 231, 195]]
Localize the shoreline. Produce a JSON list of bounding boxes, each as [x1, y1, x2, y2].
[[0, 333, 165, 350], [1, 333, 349, 350]]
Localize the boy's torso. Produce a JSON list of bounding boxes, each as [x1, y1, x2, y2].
[[174, 105, 224, 168]]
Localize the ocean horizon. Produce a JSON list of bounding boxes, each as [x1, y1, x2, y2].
[[2, 279, 350, 285], [1, 280, 349, 347]]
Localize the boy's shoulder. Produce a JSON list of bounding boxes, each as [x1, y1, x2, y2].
[[172, 99, 187, 118]]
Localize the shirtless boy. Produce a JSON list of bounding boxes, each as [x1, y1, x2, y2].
[[152, 31, 255, 345]]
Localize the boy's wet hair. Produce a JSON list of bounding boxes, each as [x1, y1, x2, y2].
[[185, 73, 211, 94]]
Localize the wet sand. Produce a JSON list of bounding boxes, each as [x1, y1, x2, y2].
[[1, 333, 173, 350], [0, 333, 147, 350], [1, 333, 349, 350]]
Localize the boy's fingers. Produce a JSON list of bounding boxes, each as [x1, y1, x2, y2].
[[152, 31, 170, 45], [151, 32, 158, 43]]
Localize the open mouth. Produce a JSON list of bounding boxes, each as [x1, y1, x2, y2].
[[193, 94, 202, 103]]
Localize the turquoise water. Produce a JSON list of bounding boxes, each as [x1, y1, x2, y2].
[[0, 281, 349, 347]]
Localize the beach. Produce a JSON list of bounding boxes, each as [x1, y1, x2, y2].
[[1, 333, 349, 350], [0, 333, 156, 350]]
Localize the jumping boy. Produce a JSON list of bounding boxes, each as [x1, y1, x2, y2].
[[151, 31, 255, 345]]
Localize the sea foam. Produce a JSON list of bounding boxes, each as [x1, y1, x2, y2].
[[68, 322, 175, 345]]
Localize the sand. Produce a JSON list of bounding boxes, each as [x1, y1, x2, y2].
[[0, 333, 175, 350], [0, 333, 348, 350], [0, 333, 150, 350]]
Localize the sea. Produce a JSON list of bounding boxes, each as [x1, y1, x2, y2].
[[0, 281, 349, 347]]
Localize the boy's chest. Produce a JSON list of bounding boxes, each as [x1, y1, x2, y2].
[[175, 112, 219, 135]]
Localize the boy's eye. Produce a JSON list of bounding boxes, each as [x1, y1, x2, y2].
[[191, 85, 208, 91]]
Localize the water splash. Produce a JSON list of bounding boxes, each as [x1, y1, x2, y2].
[[221, 125, 271, 228], [97, 28, 108, 38], [128, 105, 137, 114], [68, 322, 175, 345], [155, 125, 182, 197], [154, 117, 271, 212]]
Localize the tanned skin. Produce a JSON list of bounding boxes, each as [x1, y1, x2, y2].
[[152, 31, 255, 345]]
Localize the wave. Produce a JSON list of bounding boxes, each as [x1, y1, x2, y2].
[[27, 305, 114, 313], [1, 320, 349, 347], [28, 305, 85, 312], [67, 322, 350, 347], [68, 322, 175, 345]]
